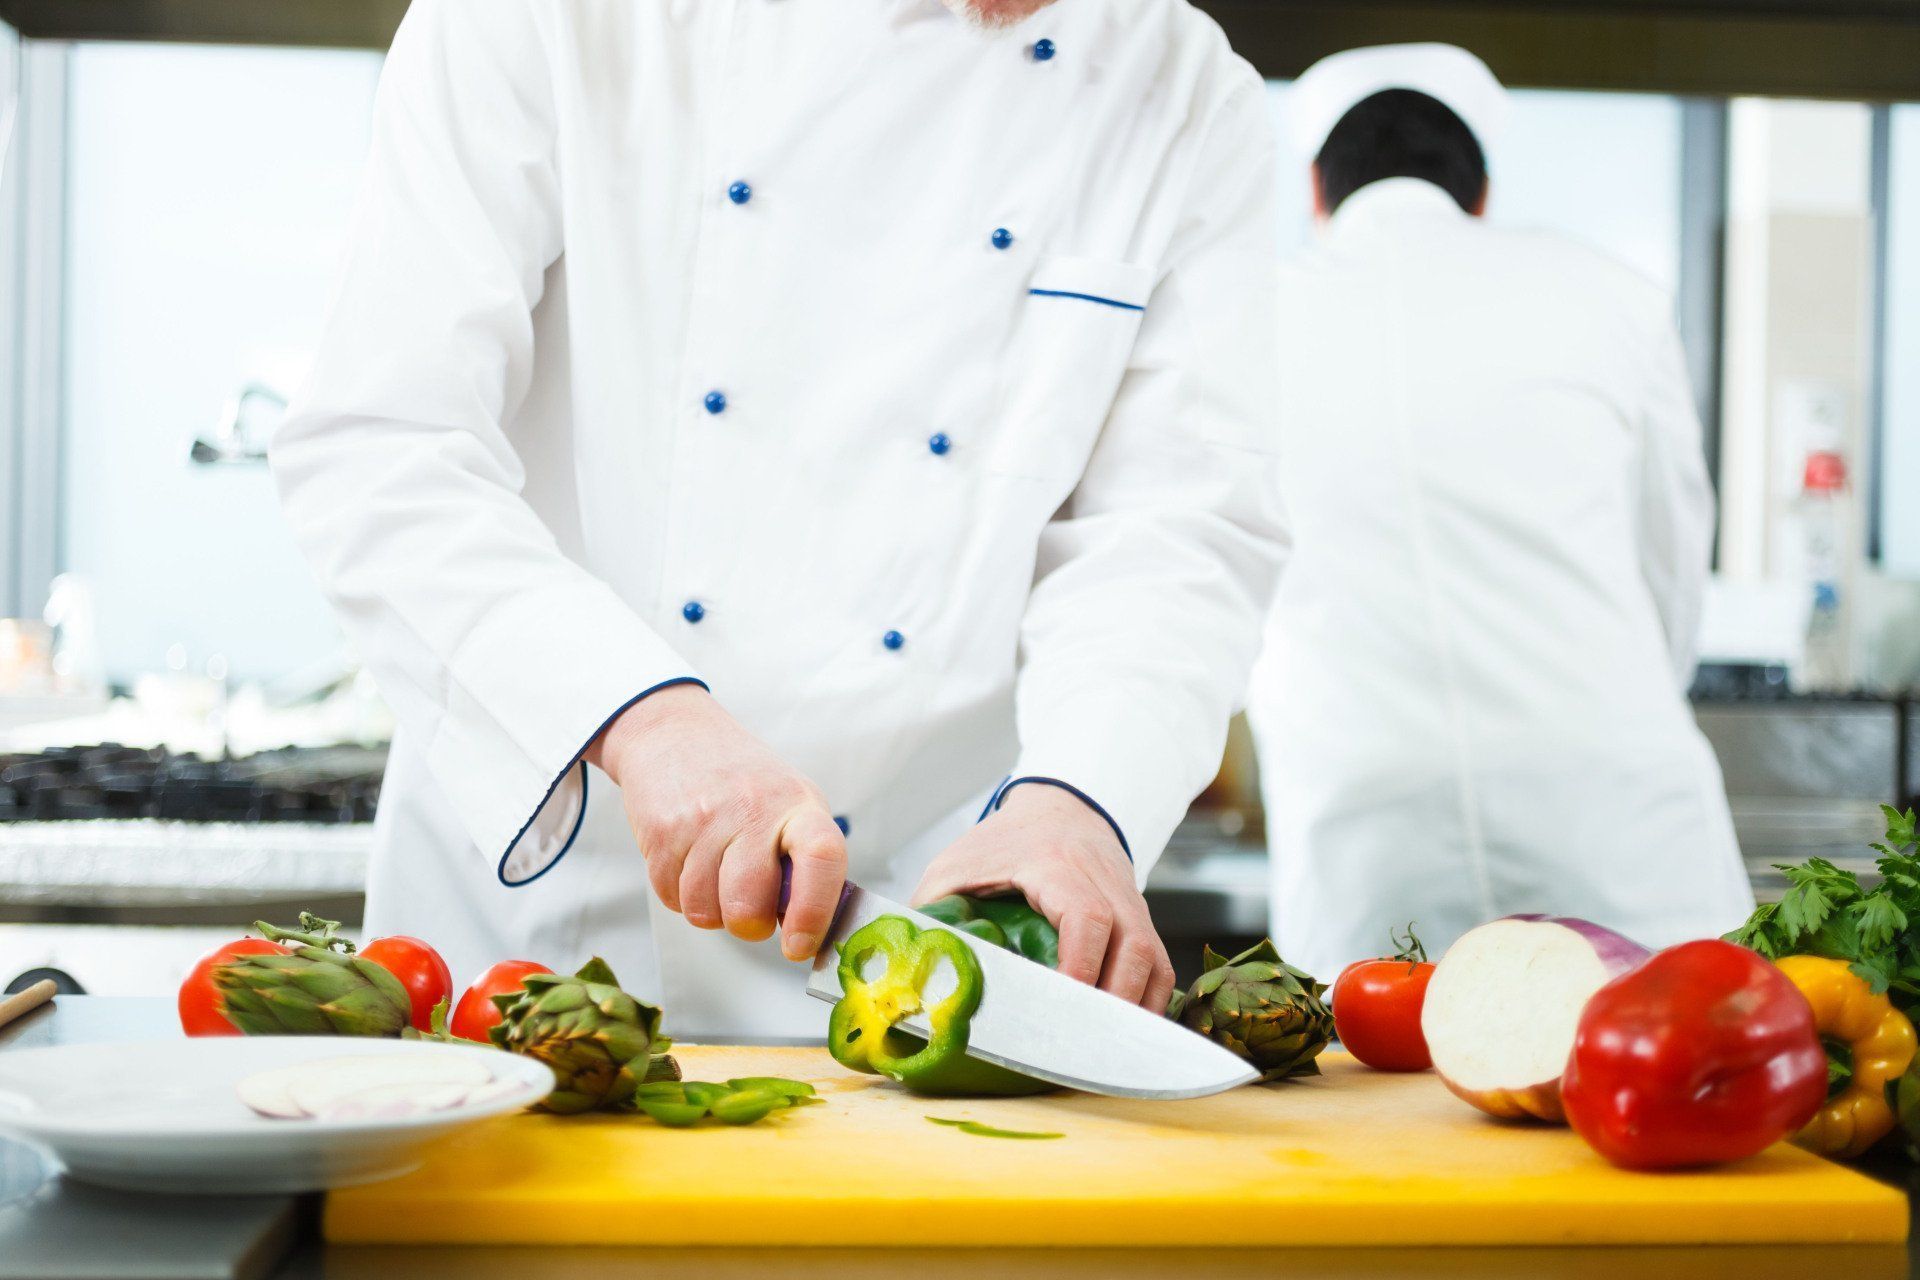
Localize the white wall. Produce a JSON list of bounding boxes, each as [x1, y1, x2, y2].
[[61, 43, 382, 681]]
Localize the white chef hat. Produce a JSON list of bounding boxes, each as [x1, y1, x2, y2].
[[1284, 43, 1510, 163]]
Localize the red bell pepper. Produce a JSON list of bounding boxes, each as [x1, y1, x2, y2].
[[1561, 938, 1826, 1170]]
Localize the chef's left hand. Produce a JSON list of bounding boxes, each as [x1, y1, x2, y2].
[[911, 785, 1175, 1011]]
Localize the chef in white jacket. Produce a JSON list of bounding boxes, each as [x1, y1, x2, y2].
[[273, 0, 1286, 1036], [1247, 45, 1753, 978]]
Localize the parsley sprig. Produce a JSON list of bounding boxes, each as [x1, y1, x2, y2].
[[1726, 806, 1920, 1013]]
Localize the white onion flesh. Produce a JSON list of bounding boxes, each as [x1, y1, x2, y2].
[[238, 1054, 495, 1121], [312, 1080, 476, 1121], [1421, 916, 1649, 1121]]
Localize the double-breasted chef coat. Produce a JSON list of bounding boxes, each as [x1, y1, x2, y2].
[[1247, 178, 1754, 980], [273, 0, 1288, 1036]]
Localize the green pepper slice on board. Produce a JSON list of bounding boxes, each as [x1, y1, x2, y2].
[[726, 1077, 817, 1100], [827, 914, 1053, 1097], [633, 1097, 707, 1127], [710, 1088, 786, 1125]]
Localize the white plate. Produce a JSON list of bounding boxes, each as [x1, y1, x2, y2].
[[0, 1037, 553, 1195]]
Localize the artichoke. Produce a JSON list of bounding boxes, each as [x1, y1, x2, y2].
[[1170, 939, 1333, 1081], [489, 957, 664, 1113], [212, 915, 411, 1037], [400, 998, 461, 1044]]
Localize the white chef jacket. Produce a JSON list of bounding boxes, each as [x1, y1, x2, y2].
[[1247, 178, 1753, 980], [272, 0, 1286, 1035]]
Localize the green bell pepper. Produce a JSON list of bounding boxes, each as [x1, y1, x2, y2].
[[827, 912, 1055, 1097], [918, 894, 1060, 969]]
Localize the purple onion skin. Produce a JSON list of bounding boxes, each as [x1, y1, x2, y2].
[[1503, 915, 1653, 977], [1439, 918, 1653, 1124]]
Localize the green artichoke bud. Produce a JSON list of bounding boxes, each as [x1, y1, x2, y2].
[[1171, 939, 1332, 1082], [489, 957, 664, 1113], [401, 998, 461, 1044], [405, 995, 678, 1085], [212, 933, 411, 1038]]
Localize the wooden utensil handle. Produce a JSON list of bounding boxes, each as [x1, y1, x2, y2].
[[0, 979, 57, 1031]]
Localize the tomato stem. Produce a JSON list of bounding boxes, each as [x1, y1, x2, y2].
[[1390, 922, 1428, 968], [253, 912, 356, 954]]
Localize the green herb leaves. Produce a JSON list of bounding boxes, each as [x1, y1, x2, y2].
[[1727, 807, 1920, 1014]]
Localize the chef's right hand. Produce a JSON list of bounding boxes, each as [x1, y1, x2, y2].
[[585, 684, 846, 961]]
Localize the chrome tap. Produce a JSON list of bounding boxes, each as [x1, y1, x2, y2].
[[190, 382, 287, 465]]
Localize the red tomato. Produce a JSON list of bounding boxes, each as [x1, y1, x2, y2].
[[1332, 930, 1436, 1072], [1562, 939, 1826, 1170], [178, 938, 290, 1036], [359, 935, 454, 1033], [449, 960, 553, 1043]]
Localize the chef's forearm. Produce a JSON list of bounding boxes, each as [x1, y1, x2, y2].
[[985, 776, 1131, 864], [583, 680, 714, 787], [1011, 664, 1235, 883], [1012, 494, 1286, 881]]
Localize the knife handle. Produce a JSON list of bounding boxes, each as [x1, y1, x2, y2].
[[776, 854, 853, 933]]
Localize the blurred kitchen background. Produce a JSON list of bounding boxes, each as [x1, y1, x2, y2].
[[1, 0, 1918, 992]]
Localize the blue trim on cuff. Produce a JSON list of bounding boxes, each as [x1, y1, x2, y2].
[[978, 774, 1132, 863], [497, 761, 590, 888], [1027, 288, 1145, 312], [495, 676, 710, 888]]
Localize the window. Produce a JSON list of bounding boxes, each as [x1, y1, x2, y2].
[[1879, 105, 1920, 579], [1490, 90, 1684, 296], [1264, 82, 1686, 294], [60, 43, 381, 681]]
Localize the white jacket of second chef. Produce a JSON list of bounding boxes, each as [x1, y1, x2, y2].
[[272, 0, 1287, 1036], [1247, 178, 1754, 979]]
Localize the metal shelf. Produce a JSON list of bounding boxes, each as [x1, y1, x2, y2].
[[0, 819, 369, 912]]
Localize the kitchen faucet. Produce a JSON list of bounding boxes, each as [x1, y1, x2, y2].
[[189, 382, 287, 465]]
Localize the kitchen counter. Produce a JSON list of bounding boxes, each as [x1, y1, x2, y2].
[[2, 997, 1913, 1279]]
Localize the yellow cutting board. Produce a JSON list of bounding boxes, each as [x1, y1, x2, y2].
[[326, 1046, 1907, 1247]]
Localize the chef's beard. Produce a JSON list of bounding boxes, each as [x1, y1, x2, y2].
[[939, 0, 1058, 29]]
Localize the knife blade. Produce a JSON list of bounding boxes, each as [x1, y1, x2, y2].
[[787, 872, 1257, 1100]]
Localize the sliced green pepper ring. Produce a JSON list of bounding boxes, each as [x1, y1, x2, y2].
[[710, 1088, 785, 1125], [680, 1081, 733, 1109], [829, 915, 983, 1083], [633, 1081, 689, 1100], [634, 1098, 707, 1127], [726, 1077, 817, 1100]]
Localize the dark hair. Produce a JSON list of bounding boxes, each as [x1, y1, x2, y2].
[[1314, 88, 1487, 216]]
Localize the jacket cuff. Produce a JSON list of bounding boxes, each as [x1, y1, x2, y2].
[[1010, 694, 1208, 890], [424, 578, 701, 884], [495, 678, 707, 886], [980, 776, 1132, 863]]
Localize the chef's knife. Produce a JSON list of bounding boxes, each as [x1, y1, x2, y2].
[[779, 864, 1257, 1100]]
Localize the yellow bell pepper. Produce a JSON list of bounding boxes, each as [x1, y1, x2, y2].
[[1775, 955, 1918, 1157]]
